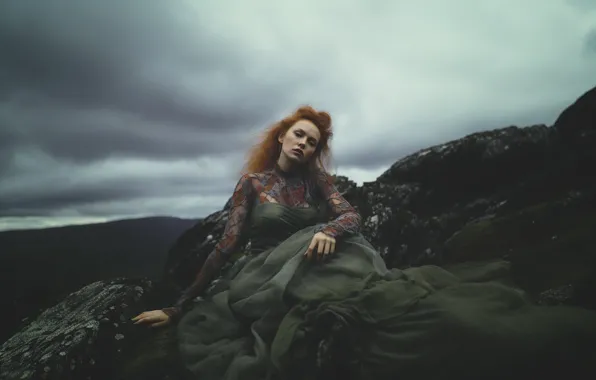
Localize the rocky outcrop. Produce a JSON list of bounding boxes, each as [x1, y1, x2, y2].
[[2, 85, 595, 380], [554, 85, 596, 141], [0, 278, 154, 380]]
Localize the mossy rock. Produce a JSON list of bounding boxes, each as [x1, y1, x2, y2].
[[444, 197, 596, 294]]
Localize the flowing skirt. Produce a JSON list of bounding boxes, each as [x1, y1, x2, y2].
[[176, 226, 596, 380]]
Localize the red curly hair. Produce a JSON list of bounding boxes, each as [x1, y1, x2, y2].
[[242, 105, 334, 177]]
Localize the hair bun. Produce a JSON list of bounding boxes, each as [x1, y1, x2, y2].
[[317, 111, 331, 129], [295, 105, 332, 130]]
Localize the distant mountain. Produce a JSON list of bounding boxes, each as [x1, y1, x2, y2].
[[0, 216, 198, 343]]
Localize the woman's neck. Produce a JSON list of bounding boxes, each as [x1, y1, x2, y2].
[[274, 159, 305, 178], [276, 155, 295, 173]]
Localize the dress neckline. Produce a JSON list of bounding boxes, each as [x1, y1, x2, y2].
[[273, 162, 306, 179]]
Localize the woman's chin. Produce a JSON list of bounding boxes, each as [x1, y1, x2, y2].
[[287, 153, 303, 163]]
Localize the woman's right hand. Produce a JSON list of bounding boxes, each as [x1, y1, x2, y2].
[[131, 310, 171, 328]]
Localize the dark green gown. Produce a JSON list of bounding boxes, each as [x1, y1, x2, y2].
[[176, 203, 596, 379]]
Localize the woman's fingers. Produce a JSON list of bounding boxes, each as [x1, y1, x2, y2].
[[317, 239, 326, 260], [131, 312, 146, 321], [323, 240, 331, 256], [132, 311, 167, 325], [135, 316, 165, 325], [151, 320, 169, 328], [322, 236, 335, 257], [304, 238, 317, 260], [304, 233, 336, 261], [134, 316, 155, 324]]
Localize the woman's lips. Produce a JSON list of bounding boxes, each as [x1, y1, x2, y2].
[[291, 149, 303, 157]]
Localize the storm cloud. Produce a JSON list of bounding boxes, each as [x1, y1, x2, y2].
[[1, 0, 595, 230]]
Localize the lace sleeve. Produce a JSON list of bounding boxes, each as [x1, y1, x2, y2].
[[314, 169, 361, 239], [163, 174, 255, 320]]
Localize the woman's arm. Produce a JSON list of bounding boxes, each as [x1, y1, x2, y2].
[[314, 169, 361, 238], [162, 174, 255, 320]]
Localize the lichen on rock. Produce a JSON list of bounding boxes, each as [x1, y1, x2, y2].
[[0, 278, 153, 380]]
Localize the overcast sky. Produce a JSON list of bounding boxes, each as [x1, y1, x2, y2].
[[0, 0, 595, 231]]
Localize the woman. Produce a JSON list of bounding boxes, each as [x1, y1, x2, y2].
[[133, 106, 596, 380]]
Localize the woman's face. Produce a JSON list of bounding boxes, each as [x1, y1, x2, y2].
[[278, 120, 321, 165]]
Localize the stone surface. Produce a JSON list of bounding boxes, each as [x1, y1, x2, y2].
[[0, 278, 153, 380]]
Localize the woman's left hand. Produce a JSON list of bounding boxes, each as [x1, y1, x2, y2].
[[131, 310, 171, 328], [304, 232, 336, 261]]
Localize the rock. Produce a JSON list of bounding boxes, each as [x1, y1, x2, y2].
[[0, 278, 153, 380], [554, 86, 596, 141], [444, 189, 596, 293], [378, 124, 554, 199], [537, 284, 575, 306], [553, 86, 596, 188], [162, 209, 231, 291]]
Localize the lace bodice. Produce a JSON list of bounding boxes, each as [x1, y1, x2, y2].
[[163, 165, 362, 319]]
